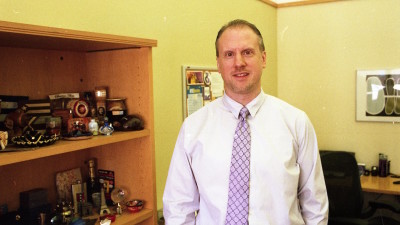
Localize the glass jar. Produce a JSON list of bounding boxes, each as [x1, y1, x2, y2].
[[89, 119, 99, 136]]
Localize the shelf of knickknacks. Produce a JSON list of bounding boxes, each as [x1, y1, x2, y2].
[[45, 202, 152, 225], [87, 208, 153, 225], [0, 129, 150, 167]]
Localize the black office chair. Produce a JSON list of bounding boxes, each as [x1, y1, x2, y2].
[[320, 150, 400, 225]]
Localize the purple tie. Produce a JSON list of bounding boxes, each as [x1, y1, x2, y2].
[[225, 107, 251, 225]]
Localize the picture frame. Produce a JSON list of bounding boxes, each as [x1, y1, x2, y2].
[[356, 68, 400, 122]]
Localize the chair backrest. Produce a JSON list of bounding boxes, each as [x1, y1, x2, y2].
[[320, 150, 364, 218]]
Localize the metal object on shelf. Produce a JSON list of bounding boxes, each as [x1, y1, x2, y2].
[[99, 188, 110, 216], [111, 187, 128, 215]]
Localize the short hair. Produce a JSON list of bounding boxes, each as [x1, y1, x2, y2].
[[215, 19, 265, 57]]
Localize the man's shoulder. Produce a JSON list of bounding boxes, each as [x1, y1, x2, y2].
[[261, 94, 309, 124], [264, 94, 304, 113]]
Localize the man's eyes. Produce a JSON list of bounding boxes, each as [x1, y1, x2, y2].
[[223, 50, 254, 58], [225, 52, 234, 57], [243, 50, 254, 56]]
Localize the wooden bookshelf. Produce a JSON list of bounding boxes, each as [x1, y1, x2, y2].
[[0, 21, 157, 225]]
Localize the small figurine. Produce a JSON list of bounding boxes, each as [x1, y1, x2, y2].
[[99, 117, 114, 136], [99, 187, 111, 216], [0, 131, 8, 150], [112, 115, 144, 131]]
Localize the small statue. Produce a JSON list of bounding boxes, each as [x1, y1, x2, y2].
[[4, 108, 28, 139], [99, 187, 111, 216], [99, 117, 114, 136], [0, 131, 8, 150]]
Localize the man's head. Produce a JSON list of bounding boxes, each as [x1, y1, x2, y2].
[[215, 19, 266, 105], [215, 19, 265, 57]]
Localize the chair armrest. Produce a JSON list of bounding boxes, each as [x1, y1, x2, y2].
[[328, 217, 369, 225], [369, 198, 400, 213]]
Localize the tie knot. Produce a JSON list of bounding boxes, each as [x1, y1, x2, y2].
[[239, 107, 249, 120]]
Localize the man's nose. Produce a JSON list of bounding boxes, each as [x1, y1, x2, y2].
[[234, 54, 246, 67]]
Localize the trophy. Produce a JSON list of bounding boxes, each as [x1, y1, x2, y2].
[[110, 187, 128, 215]]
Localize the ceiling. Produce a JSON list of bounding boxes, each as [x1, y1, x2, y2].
[[262, 0, 338, 8], [271, 0, 305, 3]]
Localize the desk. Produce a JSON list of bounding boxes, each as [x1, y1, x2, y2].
[[361, 175, 400, 195]]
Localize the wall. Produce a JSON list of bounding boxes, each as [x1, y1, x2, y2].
[[0, 0, 277, 209], [277, 0, 400, 173]]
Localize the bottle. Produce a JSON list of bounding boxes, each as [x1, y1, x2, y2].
[[86, 159, 101, 205], [99, 117, 114, 135], [89, 119, 99, 136], [378, 153, 387, 177]]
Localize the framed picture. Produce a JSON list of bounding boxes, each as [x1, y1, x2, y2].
[[356, 68, 400, 122], [182, 65, 224, 119], [186, 71, 204, 85]]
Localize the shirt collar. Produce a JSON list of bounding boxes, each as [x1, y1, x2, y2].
[[222, 90, 265, 119]]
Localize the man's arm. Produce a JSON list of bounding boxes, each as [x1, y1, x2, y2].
[[296, 113, 329, 225], [163, 124, 199, 225]]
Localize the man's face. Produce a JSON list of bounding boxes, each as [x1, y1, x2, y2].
[[216, 26, 266, 103]]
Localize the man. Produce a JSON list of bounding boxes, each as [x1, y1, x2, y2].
[[163, 19, 329, 225]]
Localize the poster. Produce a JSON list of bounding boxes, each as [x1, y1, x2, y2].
[[356, 68, 400, 122], [187, 85, 203, 116], [182, 66, 224, 119]]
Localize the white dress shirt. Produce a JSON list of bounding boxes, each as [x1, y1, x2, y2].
[[163, 91, 329, 225]]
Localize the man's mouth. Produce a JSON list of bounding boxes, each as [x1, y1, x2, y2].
[[234, 72, 249, 77]]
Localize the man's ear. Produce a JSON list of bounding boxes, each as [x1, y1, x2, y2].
[[262, 51, 267, 68]]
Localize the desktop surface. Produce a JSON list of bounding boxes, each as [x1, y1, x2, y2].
[[360, 175, 400, 195]]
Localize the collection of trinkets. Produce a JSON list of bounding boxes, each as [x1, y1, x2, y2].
[[0, 86, 144, 150], [14, 160, 144, 225], [49, 86, 117, 139]]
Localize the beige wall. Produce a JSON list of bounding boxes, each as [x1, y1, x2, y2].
[[6, 0, 398, 213], [0, 0, 277, 209], [277, 0, 400, 173]]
